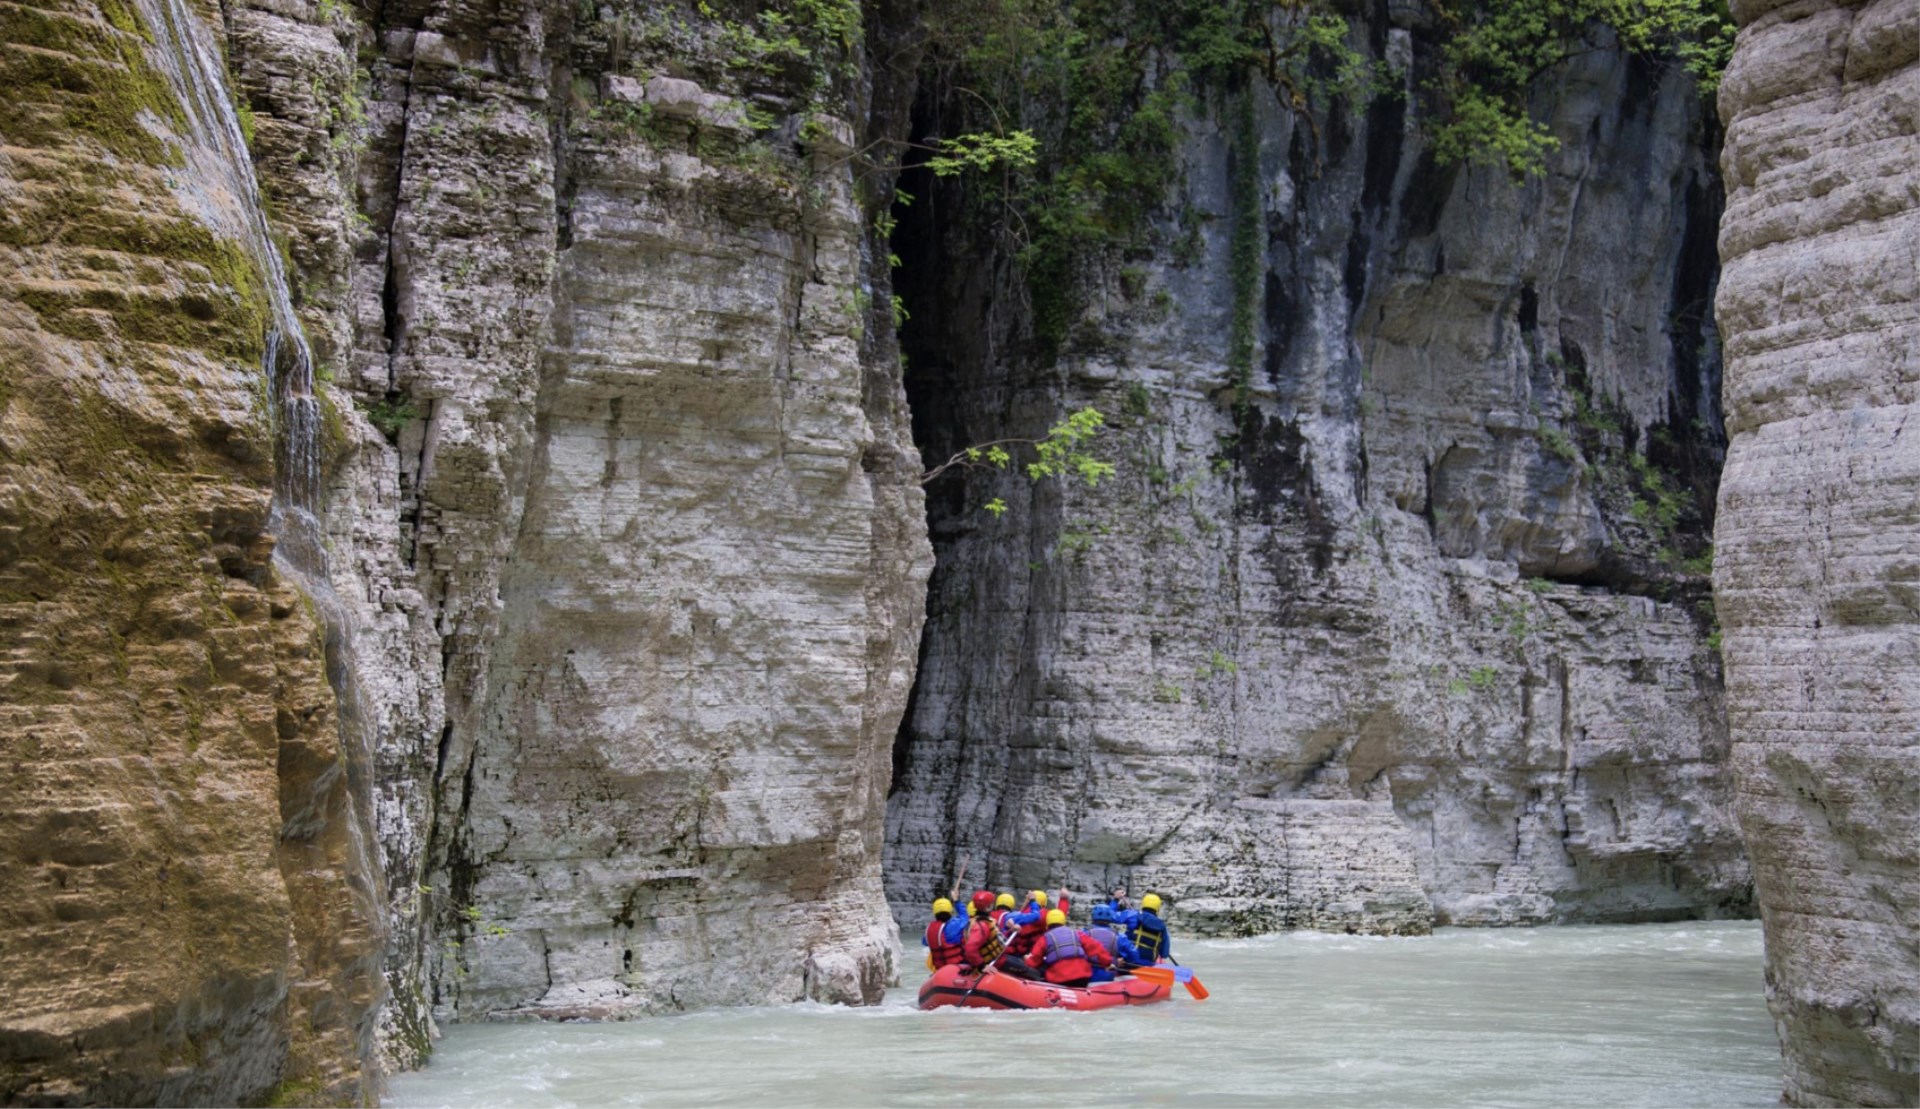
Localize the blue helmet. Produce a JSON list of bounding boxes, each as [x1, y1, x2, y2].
[[1091, 904, 1115, 925]]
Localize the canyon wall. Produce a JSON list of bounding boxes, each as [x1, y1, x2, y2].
[[1714, 0, 1918, 1103], [0, 0, 385, 1101], [2, 0, 929, 1098], [884, 12, 1753, 934], [231, 0, 931, 1056]]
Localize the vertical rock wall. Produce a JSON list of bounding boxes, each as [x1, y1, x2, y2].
[[1714, 0, 1918, 1103], [885, 16, 1752, 934], [3, 0, 931, 1097], [227, 0, 931, 1053], [0, 0, 384, 1101]]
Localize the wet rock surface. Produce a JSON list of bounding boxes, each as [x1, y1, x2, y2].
[[1714, 0, 1919, 1102], [0, 0, 383, 1100]]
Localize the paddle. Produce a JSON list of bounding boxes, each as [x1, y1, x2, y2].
[[947, 853, 970, 903], [1129, 963, 1209, 1000], [1167, 957, 1210, 1000]]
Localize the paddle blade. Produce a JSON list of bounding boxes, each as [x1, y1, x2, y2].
[[1183, 973, 1210, 1000], [1128, 965, 1175, 984]]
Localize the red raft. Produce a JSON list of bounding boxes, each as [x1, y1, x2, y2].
[[917, 965, 1173, 1011]]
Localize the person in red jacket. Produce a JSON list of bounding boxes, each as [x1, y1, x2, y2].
[[960, 891, 1005, 971], [1025, 908, 1112, 989], [1002, 889, 1069, 961]]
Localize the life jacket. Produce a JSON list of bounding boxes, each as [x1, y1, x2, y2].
[[925, 918, 964, 968], [1038, 925, 1086, 967], [966, 917, 1006, 967], [1007, 907, 1048, 955], [1128, 911, 1168, 961], [1085, 924, 1121, 956]]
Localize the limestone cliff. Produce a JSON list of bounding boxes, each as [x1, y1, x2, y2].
[[0, 0, 384, 1101], [884, 11, 1753, 934], [3, 0, 931, 1097], [1714, 0, 1918, 1103], [222, 0, 932, 1050]]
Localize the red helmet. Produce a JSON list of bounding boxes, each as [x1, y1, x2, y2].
[[970, 890, 996, 913]]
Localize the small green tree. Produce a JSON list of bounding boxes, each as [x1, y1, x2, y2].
[[921, 407, 1116, 517]]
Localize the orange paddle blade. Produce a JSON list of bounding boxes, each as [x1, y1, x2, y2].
[[1182, 974, 1210, 1000], [1128, 966, 1177, 985]]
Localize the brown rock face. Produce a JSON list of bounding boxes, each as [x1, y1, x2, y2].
[[1714, 0, 1919, 1103], [0, 0, 384, 1102]]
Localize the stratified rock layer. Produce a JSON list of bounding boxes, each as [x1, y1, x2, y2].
[[3, 0, 931, 1097], [886, 21, 1752, 935], [0, 0, 383, 1101], [1714, 0, 1919, 1103]]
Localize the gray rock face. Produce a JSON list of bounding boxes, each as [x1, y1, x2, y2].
[[885, 24, 1752, 935], [1714, 0, 1919, 1103], [223, 0, 930, 1070]]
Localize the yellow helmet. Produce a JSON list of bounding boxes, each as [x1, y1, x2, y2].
[[995, 893, 1016, 909], [1141, 892, 1163, 912], [931, 897, 954, 917], [1045, 908, 1066, 926], [1029, 890, 1049, 907]]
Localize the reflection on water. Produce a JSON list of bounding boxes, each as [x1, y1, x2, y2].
[[387, 921, 1776, 1108]]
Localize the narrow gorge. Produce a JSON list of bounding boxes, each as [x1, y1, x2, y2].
[[0, 0, 1911, 1105]]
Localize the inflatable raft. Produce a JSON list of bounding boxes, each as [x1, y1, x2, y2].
[[917, 965, 1173, 1011]]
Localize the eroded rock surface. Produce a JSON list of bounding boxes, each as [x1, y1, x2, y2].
[[1714, 0, 1919, 1102], [4, 0, 930, 1096], [0, 0, 383, 1101], [885, 21, 1752, 935]]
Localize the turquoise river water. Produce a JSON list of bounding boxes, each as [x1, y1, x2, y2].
[[386, 920, 1777, 1107]]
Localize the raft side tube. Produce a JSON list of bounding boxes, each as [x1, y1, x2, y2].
[[916, 965, 1174, 1011]]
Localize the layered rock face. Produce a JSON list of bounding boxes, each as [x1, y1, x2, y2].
[[4, 0, 930, 1097], [1714, 0, 1918, 1103], [0, 0, 384, 1101], [226, 0, 930, 1049], [885, 18, 1753, 934]]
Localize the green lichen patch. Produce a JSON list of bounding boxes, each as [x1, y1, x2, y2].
[[0, 0, 188, 166]]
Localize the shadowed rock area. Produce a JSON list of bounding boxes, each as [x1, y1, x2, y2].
[[884, 7, 1751, 937]]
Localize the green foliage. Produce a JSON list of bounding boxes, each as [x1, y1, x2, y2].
[[925, 406, 1114, 518], [916, 0, 1379, 357], [1469, 665, 1499, 690], [1123, 381, 1153, 420], [361, 397, 418, 440], [927, 131, 1040, 177], [1524, 576, 1555, 593], [1681, 545, 1713, 577], [696, 0, 861, 93], [1626, 451, 1688, 533], [1152, 680, 1184, 704], [1705, 628, 1722, 653], [1431, 0, 1735, 175], [1026, 407, 1115, 486], [1536, 425, 1578, 462], [1227, 92, 1261, 411]]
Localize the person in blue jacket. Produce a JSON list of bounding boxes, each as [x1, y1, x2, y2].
[[1084, 903, 1142, 981], [920, 897, 967, 969], [1124, 892, 1172, 964]]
